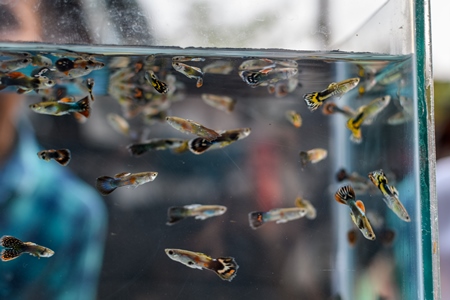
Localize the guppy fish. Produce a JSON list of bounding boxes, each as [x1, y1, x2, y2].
[[239, 67, 297, 88], [368, 169, 411, 222], [188, 127, 251, 155], [107, 113, 131, 137], [172, 61, 204, 88], [55, 57, 105, 78], [167, 204, 227, 225], [0, 71, 55, 93], [0, 57, 32, 72], [239, 58, 298, 70], [294, 197, 317, 220], [303, 77, 360, 111], [299, 148, 327, 167], [285, 110, 302, 128], [37, 149, 71, 166], [346, 95, 390, 143], [201, 94, 236, 113], [145, 70, 169, 94], [172, 56, 205, 62], [271, 77, 299, 98], [31, 54, 52, 67], [127, 138, 188, 156], [166, 116, 220, 141], [238, 58, 275, 70], [1, 235, 54, 261], [95, 171, 158, 196], [29, 96, 91, 118], [334, 185, 376, 240], [203, 60, 234, 75], [165, 248, 239, 281], [248, 207, 307, 229], [387, 96, 413, 125]]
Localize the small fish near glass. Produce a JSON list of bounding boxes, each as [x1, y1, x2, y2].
[[0, 235, 54, 262], [29, 96, 91, 118], [127, 138, 188, 156], [303, 77, 360, 112], [95, 171, 158, 196], [0, 71, 55, 94], [299, 148, 327, 167], [188, 127, 251, 155], [346, 95, 391, 143], [368, 169, 411, 222], [171, 61, 204, 88], [165, 116, 221, 142], [201, 93, 236, 113], [145, 70, 169, 94], [37, 149, 71, 166], [285, 110, 302, 128], [165, 248, 238, 281], [239, 67, 297, 88], [334, 185, 376, 241], [248, 206, 307, 229], [54, 57, 105, 78], [166, 204, 227, 225]]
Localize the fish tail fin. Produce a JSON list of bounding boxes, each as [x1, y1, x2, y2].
[[0, 235, 24, 248], [188, 138, 213, 155], [95, 176, 117, 196], [166, 206, 189, 225], [196, 77, 203, 88], [1, 249, 22, 261], [127, 144, 147, 157], [248, 211, 266, 229], [334, 185, 356, 205], [303, 92, 321, 111], [346, 119, 362, 144], [73, 112, 88, 123], [299, 151, 309, 167], [172, 141, 189, 154], [55, 149, 71, 166], [213, 257, 239, 281], [76, 96, 91, 118]]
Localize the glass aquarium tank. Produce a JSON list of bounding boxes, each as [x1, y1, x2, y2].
[[0, 0, 437, 299]]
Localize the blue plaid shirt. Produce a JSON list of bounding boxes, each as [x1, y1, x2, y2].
[[0, 120, 107, 300]]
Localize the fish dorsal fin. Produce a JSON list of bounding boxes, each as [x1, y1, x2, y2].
[[356, 200, 365, 212], [259, 68, 273, 75], [390, 186, 399, 197], [327, 82, 337, 89], [114, 172, 131, 178], [58, 97, 76, 103], [184, 204, 201, 209], [7, 72, 26, 79], [294, 197, 304, 208]]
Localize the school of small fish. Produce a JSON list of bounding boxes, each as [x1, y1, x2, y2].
[[0, 50, 413, 286]]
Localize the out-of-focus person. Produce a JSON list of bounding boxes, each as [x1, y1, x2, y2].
[[0, 1, 107, 299]]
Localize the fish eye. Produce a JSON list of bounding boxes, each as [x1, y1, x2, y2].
[[23, 59, 29, 63], [187, 261, 194, 265], [168, 250, 174, 255]]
